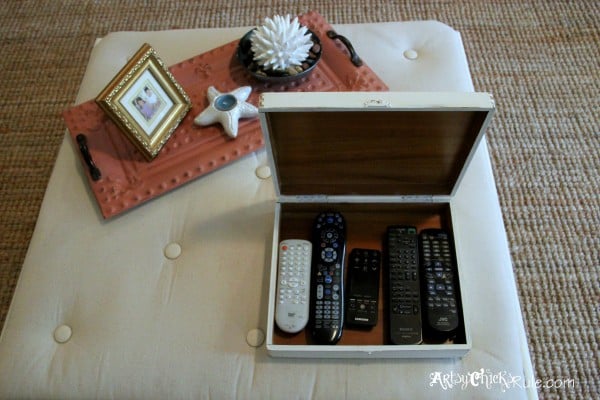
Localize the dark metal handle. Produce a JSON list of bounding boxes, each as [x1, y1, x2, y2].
[[76, 134, 101, 181], [326, 30, 363, 67]]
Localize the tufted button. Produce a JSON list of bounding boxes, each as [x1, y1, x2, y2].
[[403, 49, 419, 60], [164, 242, 182, 260], [246, 328, 265, 347], [255, 165, 271, 179], [54, 325, 72, 343]]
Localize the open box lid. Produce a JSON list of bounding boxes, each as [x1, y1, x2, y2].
[[258, 92, 495, 200]]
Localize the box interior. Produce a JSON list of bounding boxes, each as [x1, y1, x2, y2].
[[272, 201, 467, 347], [265, 109, 489, 196]]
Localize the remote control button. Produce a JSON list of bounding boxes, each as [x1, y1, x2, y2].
[[386, 227, 422, 344], [311, 212, 346, 344], [419, 230, 460, 336], [276, 240, 312, 334]]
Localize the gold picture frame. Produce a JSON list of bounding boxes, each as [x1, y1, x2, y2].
[[96, 43, 191, 160]]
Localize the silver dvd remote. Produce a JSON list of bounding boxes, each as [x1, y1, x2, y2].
[[275, 239, 312, 333]]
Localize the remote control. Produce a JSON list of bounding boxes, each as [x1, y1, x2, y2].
[[419, 229, 460, 338], [385, 225, 422, 345], [346, 248, 381, 327], [310, 211, 346, 344], [275, 239, 312, 333]]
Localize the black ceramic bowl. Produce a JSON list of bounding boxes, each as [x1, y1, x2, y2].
[[236, 28, 322, 83]]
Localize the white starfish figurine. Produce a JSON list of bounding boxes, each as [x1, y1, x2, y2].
[[194, 86, 258, 138]]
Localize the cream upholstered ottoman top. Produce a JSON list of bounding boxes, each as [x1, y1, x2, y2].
[[0, 22, 536, 399]]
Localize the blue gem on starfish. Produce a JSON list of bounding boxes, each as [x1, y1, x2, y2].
[[194, 86, 258, 138]]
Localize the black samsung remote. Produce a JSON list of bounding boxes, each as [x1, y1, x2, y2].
[[385, 226, 422, 345], [419, 229, 460, 339], [310, 211, 346, 344], [346, 248, 381, 327]]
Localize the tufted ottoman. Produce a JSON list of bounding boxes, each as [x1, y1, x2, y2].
[[0, 22, 537, 399]]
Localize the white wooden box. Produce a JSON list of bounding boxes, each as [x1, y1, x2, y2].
[[258, 91, 495, 358]]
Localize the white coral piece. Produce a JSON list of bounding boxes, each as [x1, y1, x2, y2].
[[250, 14, 313, 72]]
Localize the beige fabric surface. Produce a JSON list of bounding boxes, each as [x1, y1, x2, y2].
[[0, 1, 597, 399]]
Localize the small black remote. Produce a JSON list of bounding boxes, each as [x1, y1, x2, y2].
[[385, 225, 422, 345], [346, 248, 381, 327], [310, 211, 346, 344], [419, 229, 460, 339]]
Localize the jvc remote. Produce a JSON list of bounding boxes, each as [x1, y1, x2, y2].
[[419, 229, 460, 339], [275, 240, 312, 333], [385, 225, 422, 345], [346, 248, 381, 327], [310, 211, 346, 344]]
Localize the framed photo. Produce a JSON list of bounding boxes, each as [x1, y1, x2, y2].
[[96, 43, 191, 160]]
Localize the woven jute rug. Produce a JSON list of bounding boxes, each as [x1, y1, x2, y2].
[[0, 1, 597, 398]]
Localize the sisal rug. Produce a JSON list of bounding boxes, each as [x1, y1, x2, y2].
[[0, 1, 597, 398]]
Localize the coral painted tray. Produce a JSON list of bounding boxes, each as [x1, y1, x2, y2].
[[62, 11, 388, 219]]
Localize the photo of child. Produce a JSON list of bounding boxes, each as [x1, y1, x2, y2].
[[132, 85, 163, 121], [118, 68, 176, 140]]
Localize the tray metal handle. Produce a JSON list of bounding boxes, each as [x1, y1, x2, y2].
[[76, 134, 102, 181], [326, 30, 363, 67]]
